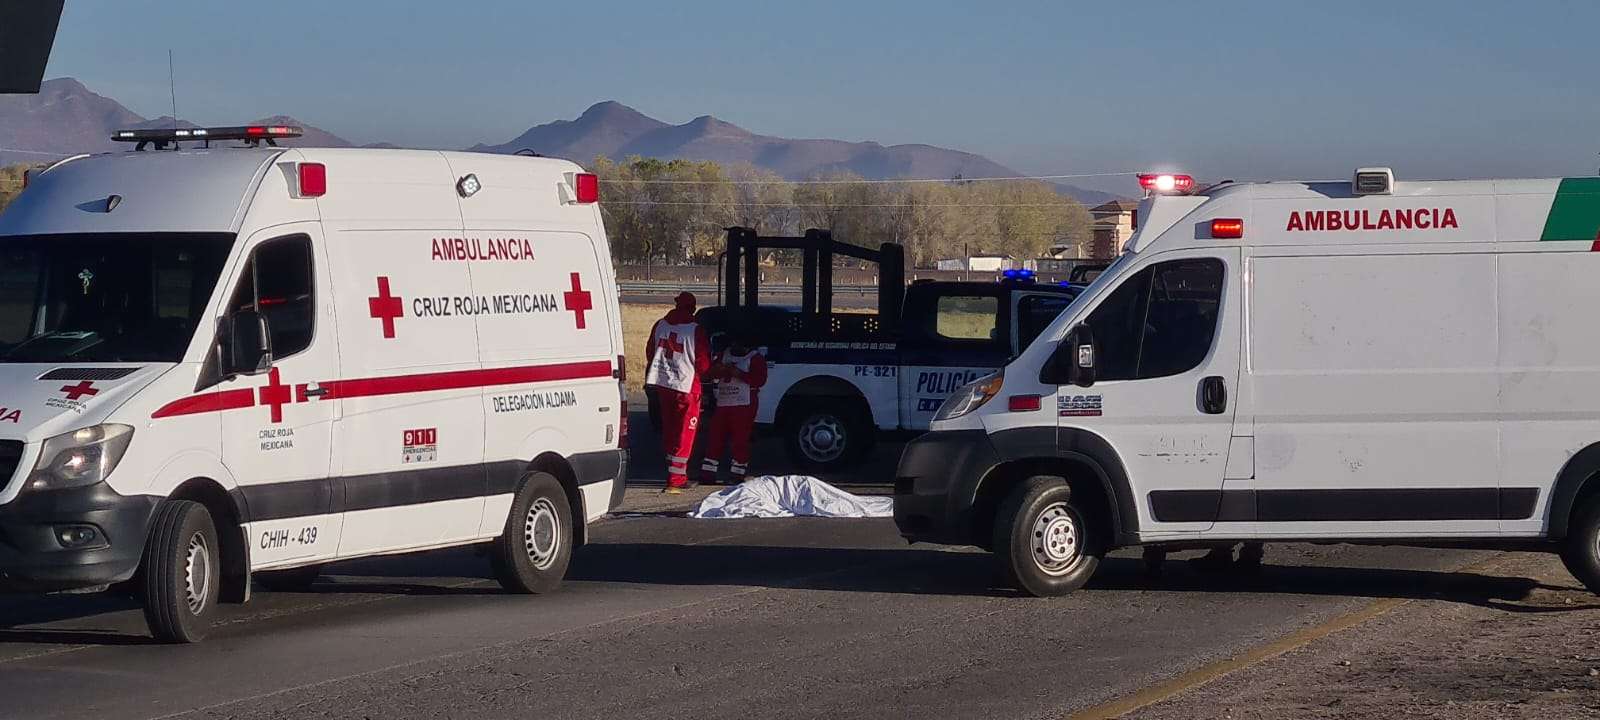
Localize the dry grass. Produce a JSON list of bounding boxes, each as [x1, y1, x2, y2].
[[621, 303, 671, 395]]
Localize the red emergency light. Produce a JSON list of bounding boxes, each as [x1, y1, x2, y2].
[[1210, 218, 1244, 239], [247, 126, 298, 138], [574, 173, 599, 204], [298, 163, 327, 198], [1138, 173, 1195, 194]]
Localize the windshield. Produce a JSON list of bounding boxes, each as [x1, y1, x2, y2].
[[0, 233, 234, 363]]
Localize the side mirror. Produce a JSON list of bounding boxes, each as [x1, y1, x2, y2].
[[1042, 324, 1096, 387], [223, 310, 273, 376]]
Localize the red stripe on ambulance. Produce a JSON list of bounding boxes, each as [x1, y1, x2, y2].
[[150, 361, 613, 418], [320, 361, 613, 400], [151, 389, 258, 418]]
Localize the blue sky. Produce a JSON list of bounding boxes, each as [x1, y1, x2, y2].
[[44, 0, 1600, 192]]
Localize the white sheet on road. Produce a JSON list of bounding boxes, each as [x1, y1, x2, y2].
[[689, 475, 894, 519]]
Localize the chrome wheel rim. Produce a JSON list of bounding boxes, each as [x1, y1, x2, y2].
[[1031, 502, 1082, 576], [525, 498, 561, 570], [184, 532, 211, 614], [798, 415, 846, 463]]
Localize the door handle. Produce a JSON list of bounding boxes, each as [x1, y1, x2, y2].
[[1200, 376, 1227, 415], [303, 384, 329, 398]]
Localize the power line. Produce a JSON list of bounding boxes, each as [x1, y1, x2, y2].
[[0, 147, 74, 157], [604, 201, 1093, 208], [599, 171, 1139, 185]]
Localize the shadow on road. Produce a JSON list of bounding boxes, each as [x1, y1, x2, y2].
[[1, 543, 1591, 647], [0, 628, 152, 646]]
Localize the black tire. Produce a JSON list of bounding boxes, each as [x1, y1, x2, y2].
[[255, 564, 323, 592], [139, 500, 221, 643], [781, 397, 872, 473], [491, 472, 574, 594], [993, 477, 1103, 597], [1560, 493, 1600, 594]]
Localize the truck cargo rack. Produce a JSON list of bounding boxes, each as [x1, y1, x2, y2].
[[719, 227, 905, 339]]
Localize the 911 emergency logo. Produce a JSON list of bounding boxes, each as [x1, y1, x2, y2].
[[365, 271, 593, 338], [402, 428, 438, 464]]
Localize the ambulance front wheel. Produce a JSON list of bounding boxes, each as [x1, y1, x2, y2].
[[139, 500, 221, 643], [1560, 492, 1600, 595], [994, 477, 1102, 597], [492, 472, 574, 594]]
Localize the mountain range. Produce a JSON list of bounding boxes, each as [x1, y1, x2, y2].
[[0, 78, 1115, 203]]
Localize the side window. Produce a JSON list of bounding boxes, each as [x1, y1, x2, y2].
[[1084, 258, 1224, 381], [934, 295, 1000, 342], [0, 249, 41, 346], [1016, 294, 1075, 352], [228, 235, 315, 359]]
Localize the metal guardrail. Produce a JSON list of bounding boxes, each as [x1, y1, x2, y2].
[[618, 282, 878, 297]]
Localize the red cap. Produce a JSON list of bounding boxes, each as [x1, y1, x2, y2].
[[675, 292, 696, 311]]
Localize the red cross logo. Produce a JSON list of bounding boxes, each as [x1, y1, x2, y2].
[[656, 331, 684, 359], [368, 276, 404, 339], [59, 381, 99, 401], [563, 272, 593, 330], [258, 367, 293, 424]]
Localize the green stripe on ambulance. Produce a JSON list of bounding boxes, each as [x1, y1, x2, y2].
[[1540, 177, 1600, 241]]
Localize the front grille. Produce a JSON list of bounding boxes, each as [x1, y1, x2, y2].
[[38, 367, 139, 381], [0, 441, 22, 494]]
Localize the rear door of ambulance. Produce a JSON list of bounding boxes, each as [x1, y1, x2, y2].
[[444, 155, 620, 529], [318, 151, 489, 557]]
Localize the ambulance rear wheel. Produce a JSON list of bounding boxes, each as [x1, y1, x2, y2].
[[492, 472, 573, 594], [139, 500, 220, 644], [783, 399, 870, 472], [1560, 493, 1600, 595], [994, 477, 1102, 597]]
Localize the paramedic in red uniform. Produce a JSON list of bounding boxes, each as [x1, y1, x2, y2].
[[644, 292, 711, 494], [700, 333, 768, 485]]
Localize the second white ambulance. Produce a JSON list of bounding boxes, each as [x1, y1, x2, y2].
[[0, 126, 628, 641], [895, 169, 1600, 597]]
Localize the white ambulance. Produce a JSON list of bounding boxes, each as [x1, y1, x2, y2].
[[894, 170, 1600, 597], [0, 126, 628, 642]]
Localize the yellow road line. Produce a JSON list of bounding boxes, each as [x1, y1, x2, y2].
[[1066, 553, 1507, 720], [1066, 596, 1406, 719]]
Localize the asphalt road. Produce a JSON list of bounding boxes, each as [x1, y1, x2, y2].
[[0, 416, 1522, 720]]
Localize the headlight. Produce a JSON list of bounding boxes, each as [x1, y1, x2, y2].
[[934, 370, 1005, 422], [27, 424, 135, 492]]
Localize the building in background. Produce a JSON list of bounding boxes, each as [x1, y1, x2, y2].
[[936, 255, 1016, 272], [1089, 200, 1138, 259]]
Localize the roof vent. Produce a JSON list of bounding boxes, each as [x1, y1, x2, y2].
[[1354, 167, 1394, 196]]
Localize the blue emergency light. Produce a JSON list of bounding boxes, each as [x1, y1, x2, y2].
[[1001, 268, 1036, 283]]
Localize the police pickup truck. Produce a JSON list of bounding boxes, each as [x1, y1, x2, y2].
[[697, 228, 1081, 472]]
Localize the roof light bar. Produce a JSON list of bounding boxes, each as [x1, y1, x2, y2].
[[1138, 173, 1195, 195], [110, 125, 304, 151]]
